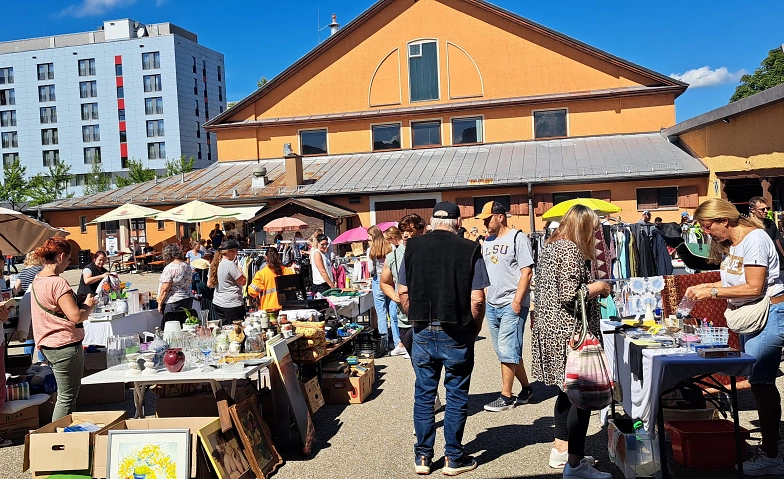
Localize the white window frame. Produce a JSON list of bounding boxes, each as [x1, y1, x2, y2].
[[370, 121, 403, 152], [449, 114, 485, 146], [409, 117, 444, 149], [298, 127, 329, 156], [406, 39, 441, 103], [531, 107, 569, 140]]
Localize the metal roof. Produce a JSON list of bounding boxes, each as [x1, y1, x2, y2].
[[664, 83, 784, 137], [39, 132, 707, 211], [248, 198, 356, 223]]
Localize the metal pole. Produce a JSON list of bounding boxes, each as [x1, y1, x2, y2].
[[527, 182, 535, 233]]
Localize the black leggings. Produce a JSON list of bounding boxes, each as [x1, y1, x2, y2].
[[554, 390, 592, 457], [213, 304, 246, 326], [401, 327, 413, 354]]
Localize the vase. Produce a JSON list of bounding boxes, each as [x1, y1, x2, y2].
[[115, 299, 128, 314], [163, 348, 185, 373]]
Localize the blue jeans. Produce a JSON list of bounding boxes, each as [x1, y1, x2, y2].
[[412, 324, 475, 462], [486, 304, 528, 364], [372, 276, 400, 346], [741, 301, 784, 384]]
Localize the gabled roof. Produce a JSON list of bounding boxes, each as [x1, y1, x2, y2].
[[206, 0, 686, 128], [664, 82, 784, 137], [248, 198, 356, 223]]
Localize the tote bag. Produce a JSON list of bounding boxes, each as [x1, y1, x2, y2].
[[563, 288, 613, 411]]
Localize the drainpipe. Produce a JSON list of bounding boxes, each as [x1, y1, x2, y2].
[[527, 182, 535, 233]]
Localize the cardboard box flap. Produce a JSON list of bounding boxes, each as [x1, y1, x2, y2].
[[29, 431, 91, 472]]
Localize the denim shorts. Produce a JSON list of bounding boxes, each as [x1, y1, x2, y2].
[[740, 301, 784, 385], [486, 303, 528, 364]]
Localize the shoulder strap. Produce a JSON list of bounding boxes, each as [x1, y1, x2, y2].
[[31, 281, 70, 320], [512, 230, 522, 258]]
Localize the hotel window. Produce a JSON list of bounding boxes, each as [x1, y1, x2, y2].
[[411, 120, 441, 148], [196, 121, 201, 138], [142, 52, 160, 70], [0, 110, 16, 127], [197, 142, 202, 159], [145, 97, 163, 115], [117, 86, 124, 99], [372, 123, 401, 151], [143, 74, 162, 92], [218, 86, 223, 102], [42, 150, 60, 167], [147, 142, 165, 159], [2, 131, 18, 148], [300, 129, 327, 156], [41, 128, 58, 145], [115, 64, 123, 76], [121, 156, 129, 168], [146, 119, 165, 137], [120, 131, 127, 143], [37, 63, 54, 80], [408, 40, 439, 102], [0, 67, 13, 85], [80, 216, 87, 233], [78, 58, 96, 76], [553, 191, 591, 205], [194, 100, 199, 116], [533, 109, 567, 139], [39, 85, 56, 102], [452, 117, 483, 145], [202, 60, 206, 76], [81, 103, 99, 120], [208, 149, 211, 162], [217, 66, 222, 81], [40, 106, 57, 124], [80, 81, 97, 98], [193, 78, 198, 94], [0, 89, 15, 106], [192, 56, 197, 73], [83, 146, 101, 164], [637, 187, 678, 210], [118, 108, 126, 121], [82, 125, 100, 142], [3, 152, 19, 167]]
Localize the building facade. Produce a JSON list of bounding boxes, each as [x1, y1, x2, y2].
[[0, 19, 225, 195]]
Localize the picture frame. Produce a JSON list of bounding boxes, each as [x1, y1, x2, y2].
[[197, 418, 254, 479], [229, 395, 282, 479], [107, 429, 190, 479]]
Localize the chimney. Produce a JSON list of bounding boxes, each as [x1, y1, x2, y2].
[[329, 14, 340, 36], [284, 143, 303, 187]]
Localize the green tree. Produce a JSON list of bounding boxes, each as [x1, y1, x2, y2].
[[0, 157, 29, 210], [116, 158, 157, 187], [28, 163, 73, 206], [730, 47, 784, 102], [83, 161, 112, 196], [257, 76, 268, 88], [227, 101, 238, 109], [165, 155, 195, 177]]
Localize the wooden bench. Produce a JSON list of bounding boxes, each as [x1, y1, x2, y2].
[[147, 260, 165, 272]]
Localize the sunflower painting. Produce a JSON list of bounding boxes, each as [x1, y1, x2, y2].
[[107, 429, 190, 479]]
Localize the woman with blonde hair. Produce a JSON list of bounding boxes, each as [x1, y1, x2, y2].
[[13, 251, 44, 295], [531, 205, 611, 477], [367, 225, 398, 352], [684, 198, 784, 476]]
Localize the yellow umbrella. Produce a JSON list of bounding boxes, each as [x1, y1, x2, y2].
[[87, 203, 161, 224], [542, 198, 621, 221]]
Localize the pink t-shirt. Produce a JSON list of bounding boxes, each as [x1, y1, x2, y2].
[[30, 276, 85, 348]]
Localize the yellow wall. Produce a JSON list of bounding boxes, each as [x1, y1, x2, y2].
[[678, 102, 784, 198]]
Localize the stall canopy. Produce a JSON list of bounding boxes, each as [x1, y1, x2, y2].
[[154, 200, 240, 223], [222, 205, 266, 221], [87, 203, 162, 224], [542, 198, 621, 221], [0, 207, 69, 255], [263, 217, 308, 233]]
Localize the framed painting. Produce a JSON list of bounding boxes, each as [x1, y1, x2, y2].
[[229, 396, 282, 479], [107, 429, 190, 479], [197, 418, 254, 479]]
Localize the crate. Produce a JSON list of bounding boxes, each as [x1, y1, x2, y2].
[[354, 329, 386, 358], [696, 327, 729, 346], [665, 419, 749, 469]]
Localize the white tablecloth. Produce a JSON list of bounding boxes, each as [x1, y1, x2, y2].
[[83, 310, 162, 347]]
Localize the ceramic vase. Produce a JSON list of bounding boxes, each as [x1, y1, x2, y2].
[[114, 299, 128, 314], [163, 348, 185, 373]]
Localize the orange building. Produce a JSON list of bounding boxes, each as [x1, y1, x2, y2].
[[41, 0, 710, 254]]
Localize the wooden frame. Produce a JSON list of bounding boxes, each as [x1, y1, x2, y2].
[[229, 396, 282, 479], [107, 429, 190, 479], [197, 418, 254, 479]]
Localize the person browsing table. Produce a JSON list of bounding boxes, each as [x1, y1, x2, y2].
[[207, 239, 246, 325], [76, 251, 109, 306], [310, 234, 335, 294], [157, 244, 194, 316]]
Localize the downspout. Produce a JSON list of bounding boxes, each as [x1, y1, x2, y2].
[[527, 182, 535, 233]]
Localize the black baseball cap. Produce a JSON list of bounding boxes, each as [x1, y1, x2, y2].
[[220, 239, 240, 250], [432, 201, 461, 219]]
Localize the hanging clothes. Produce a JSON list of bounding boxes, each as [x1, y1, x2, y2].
[[592, 227, 611, 280], [650, 228, 673, 276], [332, 264, 347, 289]]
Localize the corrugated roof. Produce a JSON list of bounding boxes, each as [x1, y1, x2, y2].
[[39, 132, 706, 211], [664, 83, 784, 137], [249, 198, 356, 223]]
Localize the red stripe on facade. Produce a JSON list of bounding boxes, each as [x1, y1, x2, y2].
[[120, 143, 128, 156], [116, 77, 123, 87], [117, 99, 125, 109], [119, 121, 126, 131], [115, 55, 122, 65]]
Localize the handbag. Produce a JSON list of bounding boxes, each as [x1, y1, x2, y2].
[[563, 288, 613, 411], [724, 294, 770, 335]]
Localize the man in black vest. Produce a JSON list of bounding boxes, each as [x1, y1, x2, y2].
[[398, 201, 490, 476]]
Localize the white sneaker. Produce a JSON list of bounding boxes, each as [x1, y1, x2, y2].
[[549, 449, 595, 470], [434, 393, 443, 413], [390, 345, 407, 356], [563, 458, 611, 478], [738, 454, 784, 476], [403, 352, 410, 359]]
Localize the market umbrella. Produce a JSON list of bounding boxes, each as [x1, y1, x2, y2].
[[542, 198, 621, 221], [154, 200, 240, 223], [332, 226, 370, 245], [376, 221, 398, 231], [263, 217, 308, 233], [87, 203, 161, 224], [0, 207, 69, 255]]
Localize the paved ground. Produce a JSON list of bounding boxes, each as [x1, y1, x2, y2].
[[2, 268, 782, 478]]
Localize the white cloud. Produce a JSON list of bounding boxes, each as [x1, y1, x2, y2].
[[59, 0, 138, 18], [670, 66, 747, 88]]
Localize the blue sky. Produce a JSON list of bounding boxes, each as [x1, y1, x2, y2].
[[3, 0, 781, 122]]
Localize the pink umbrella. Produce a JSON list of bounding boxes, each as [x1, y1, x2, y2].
[[263, 216, 308, 232], [333, 226, 370, 245], [376, 221, 398, 231]]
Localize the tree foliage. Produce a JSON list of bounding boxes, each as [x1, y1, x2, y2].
[[165, 155, 195, 177], [116, 158, 157, 187], [28, 163, 73, 206], [83, 161, 112, 196], [257, 76, 268, 88], [227, 101, 238, 109], [730, 47, 784, 102], [0, 158, 29, 210]]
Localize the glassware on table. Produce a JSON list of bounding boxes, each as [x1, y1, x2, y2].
[[196, 334, 216, 370], [676, 294, 696, 318]]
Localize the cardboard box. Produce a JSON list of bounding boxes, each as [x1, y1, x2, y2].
[[76, 381, 125, 407], [155, 391, 219, 418], [92, 417, 216, 479], [23, 411, 127, 477], [0, 404, 40, 440], [322, 359, 374, 404], [82, 350, 107, 371], [301, 376, 324, 414]]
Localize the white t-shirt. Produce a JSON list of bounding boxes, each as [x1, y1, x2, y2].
[[311, 250, 334, 286], [720, 228, 784, 306]]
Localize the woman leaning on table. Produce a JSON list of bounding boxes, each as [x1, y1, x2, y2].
[[76, 250, 109, 306], [30, 237, 98, 421], [684, 198, 784, 476], [531, 204, 611, 478]]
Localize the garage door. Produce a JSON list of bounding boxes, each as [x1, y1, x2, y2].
[[374, 199, 437, 224]]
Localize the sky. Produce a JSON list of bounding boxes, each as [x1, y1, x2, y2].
[[2, 0, 782, 122]]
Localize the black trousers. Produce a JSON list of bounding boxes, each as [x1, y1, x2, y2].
[[213, 304, 246, 326], [401, 327, 413, 354], [554, 390, 592, 457]]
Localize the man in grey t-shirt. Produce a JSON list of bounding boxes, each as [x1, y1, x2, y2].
[[477, 201, 535, 412]]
